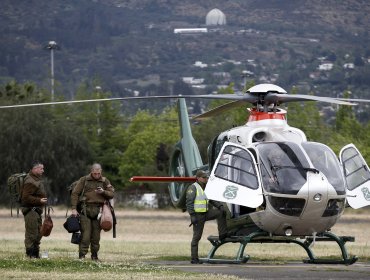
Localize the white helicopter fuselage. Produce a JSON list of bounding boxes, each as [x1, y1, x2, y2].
[[229, 108, 306, 144], [206, 108, 347, 237]]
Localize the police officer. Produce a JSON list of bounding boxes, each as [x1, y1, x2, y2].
[[186, 170, 228, 264], [71, 163, 114, 261], [21, 161, 48, 258]]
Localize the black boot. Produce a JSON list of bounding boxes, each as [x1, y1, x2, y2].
[[28, 247, 40, 259], [26, 248, 32, 258], [219, 233, 227, 241], [79, 252, 85, 259], [33, 248, 40, 259], [91, 252, 99, 261], [190, 258, 202, 264]]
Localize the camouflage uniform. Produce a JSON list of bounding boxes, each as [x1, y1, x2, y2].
[[186, 182, 227, 262], [71, 174, 114, 259], [21, 172, 46, 258]]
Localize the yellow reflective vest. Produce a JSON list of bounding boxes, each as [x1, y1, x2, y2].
[[193, 182, 208, 213]]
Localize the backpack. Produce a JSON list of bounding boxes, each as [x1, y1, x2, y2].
[[67, 180, 79, 196], [7, 173, 27, 217]]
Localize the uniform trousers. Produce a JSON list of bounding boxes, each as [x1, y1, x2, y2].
[[79, 206, 101, 256], [23, 209, 42, 255], [191, 208, 227, 259]]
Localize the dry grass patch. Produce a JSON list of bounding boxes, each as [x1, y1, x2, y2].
[[0, 206, 369, 279]]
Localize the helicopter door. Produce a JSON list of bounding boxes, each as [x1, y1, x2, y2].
[[205, 142, 263, 208], [339, 143, 370, 209]]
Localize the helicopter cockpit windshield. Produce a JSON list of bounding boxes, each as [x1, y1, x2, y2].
[[302, 142, 346, 195], [257, 142, 312, 195]]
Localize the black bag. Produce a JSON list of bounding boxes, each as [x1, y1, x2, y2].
[[71, 232, 81, 244], [63, 215, 80, 233]]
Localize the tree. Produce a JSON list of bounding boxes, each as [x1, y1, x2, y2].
[[334, 91, 361, 135], [286, 87, 328, 142], [68, 81, 126, 189], [329, 90, 368, 160], [0, 81, 92, 204], [118, 108, 179, 187]]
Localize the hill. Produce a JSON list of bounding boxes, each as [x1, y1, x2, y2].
[[0, 0, 369, 116]]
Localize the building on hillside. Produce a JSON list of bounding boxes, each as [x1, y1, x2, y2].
[[194, 61, 208, 68], [174, 28, 208, 34], [343, 63, 355, 69], [318, 63, 333, 71], [182, 77, 205, 85], [206, 8, 226, 25]]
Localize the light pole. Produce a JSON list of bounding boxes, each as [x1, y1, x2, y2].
[[241, 70, 253, 91], [95, 86, 102, 136], [44, 41, 60, 102]]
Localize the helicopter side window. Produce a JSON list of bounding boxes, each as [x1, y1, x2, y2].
[[208, 134, 228, 170], [341, 147, 370, 191], [214, 145, 258, 190], [302, 142, 346, 194]]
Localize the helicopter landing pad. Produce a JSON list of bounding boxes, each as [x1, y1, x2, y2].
[[150, 261, 370, 280]]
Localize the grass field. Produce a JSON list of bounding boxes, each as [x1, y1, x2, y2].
[[0, 206, 369, 279]]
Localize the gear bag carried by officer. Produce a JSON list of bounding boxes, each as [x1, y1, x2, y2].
[[186, 170, 228, 264]]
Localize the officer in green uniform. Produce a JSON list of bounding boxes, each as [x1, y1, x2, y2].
[[21, 161, 48, 258], [71, 163, 114, 261], [186, 170, 228, 264]]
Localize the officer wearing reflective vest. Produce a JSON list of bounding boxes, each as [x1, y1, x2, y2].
[[186, 170, 228, 264]]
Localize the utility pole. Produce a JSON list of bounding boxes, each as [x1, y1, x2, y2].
[[44, 41, 60, 102], [241, 70, 253, 91], [95, 86, 102, 136]]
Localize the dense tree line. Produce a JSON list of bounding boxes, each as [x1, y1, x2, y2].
[[0, 81, 179, 204], [0, 81, 369, 206], [0, 82, 91, 204]]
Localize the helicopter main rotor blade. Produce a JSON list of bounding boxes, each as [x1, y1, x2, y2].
[[193, 92, 258, 101], [264, 93, 356, 106], [0, 96, 183, 109], [0, 86, 361, 109], [0, 92, 259, 109], [192, 100, 248, 120], [335, 98, 370, 103]]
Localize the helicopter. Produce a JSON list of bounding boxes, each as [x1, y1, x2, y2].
[[130, 83, 370, 265], [1, 83, 370, 264]]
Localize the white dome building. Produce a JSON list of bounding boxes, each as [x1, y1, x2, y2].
[[206, 8, 226, 26]]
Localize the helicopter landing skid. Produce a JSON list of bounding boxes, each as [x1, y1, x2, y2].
[[200, 231, 358, 265]]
